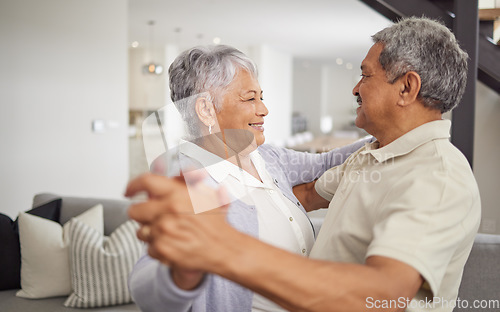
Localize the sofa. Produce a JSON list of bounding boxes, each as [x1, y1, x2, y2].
[[1, 194, 499, 312], [456, 233, 500, 311], [0, 193, 141, 312]]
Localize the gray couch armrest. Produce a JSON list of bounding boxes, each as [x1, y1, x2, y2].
[[456, 233, 500, 311], [0, 289, 139, 312]]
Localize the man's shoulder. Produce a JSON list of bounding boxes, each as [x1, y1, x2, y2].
[[425, 138, 473, 172], [399, 138, 479, 194]]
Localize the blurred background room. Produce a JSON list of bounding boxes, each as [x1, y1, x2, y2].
[[1, 0, 499, 234]]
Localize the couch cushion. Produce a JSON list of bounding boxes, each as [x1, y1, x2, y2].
[[16, 205, 103, 299], [0, 213, 21, 290], [33, 193, 131, 235], [0, 198, 61, 291], [64, 219, 143, 308]]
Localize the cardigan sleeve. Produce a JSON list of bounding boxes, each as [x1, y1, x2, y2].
[[129, 254, 209, 312], [258, 137, 369, 186]]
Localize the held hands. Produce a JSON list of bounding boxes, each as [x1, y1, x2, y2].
[[125, 172, 231, 289]]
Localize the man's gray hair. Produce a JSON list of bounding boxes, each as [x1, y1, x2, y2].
[[169, 45, 258, 136], [372, 17, 468, 113]]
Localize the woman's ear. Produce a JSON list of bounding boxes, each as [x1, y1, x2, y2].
[[397, 71, 422, 107], [195, 97, 216, 127]]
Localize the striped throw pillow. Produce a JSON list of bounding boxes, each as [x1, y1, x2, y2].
[[64, 218, 143, 308]]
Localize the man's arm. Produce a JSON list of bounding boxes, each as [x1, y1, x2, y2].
[[126, 174, 423, 312], [212, 229, 423, 312], [292, 180, 329, 212]]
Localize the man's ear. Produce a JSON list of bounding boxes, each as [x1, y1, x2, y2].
[[195, 97, 216, 126], [397, 71, 422, 107]]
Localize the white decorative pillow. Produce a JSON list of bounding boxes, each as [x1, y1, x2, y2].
[[64, 219, 142, 308], [16, 205, 103, 299]]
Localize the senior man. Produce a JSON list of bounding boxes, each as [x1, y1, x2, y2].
[[126, 17, 480, 312]]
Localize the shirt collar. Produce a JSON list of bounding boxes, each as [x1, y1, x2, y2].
[[360, 119, 451, 163], [178, 139, 269, 188]]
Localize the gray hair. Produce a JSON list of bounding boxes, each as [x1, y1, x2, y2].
[[372, 17, 468, 113], [169, 45, 258, 136]]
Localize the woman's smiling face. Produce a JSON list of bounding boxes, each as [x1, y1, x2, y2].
[[215, 69, 269, 146]]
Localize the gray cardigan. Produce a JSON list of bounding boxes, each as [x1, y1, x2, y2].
[[128, 141, 366, 312]]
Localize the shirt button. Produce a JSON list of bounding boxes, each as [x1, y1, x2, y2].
[[302, 249, 306, 254], [289, 217, 294, 222], [268, 189, 274, 194], [296, 202, 301, 206]]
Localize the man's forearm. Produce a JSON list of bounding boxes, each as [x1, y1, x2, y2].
[[206, 227, 421, 312]]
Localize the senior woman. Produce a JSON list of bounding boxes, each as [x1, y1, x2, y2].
[[128, 45, 367, 312]]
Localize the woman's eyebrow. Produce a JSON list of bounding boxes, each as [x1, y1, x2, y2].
[[240, 90, 257, 96]]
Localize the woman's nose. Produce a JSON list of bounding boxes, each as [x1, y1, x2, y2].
[[256, 99, 269, 117]]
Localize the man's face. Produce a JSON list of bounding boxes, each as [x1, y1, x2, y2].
[[352, 43, 401, 137]]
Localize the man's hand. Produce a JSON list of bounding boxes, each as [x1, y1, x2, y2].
[[125, 173, 232, 287]]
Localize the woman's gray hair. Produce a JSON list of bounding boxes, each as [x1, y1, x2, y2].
[[372, 17, 468, 113], [169, 45, 258, 136]]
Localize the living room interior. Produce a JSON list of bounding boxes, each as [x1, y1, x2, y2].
[[1, 0, 500, 310], [1, 0, 499, 232]]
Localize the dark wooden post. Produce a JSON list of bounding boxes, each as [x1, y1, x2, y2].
[[451, 0, 479, 168]]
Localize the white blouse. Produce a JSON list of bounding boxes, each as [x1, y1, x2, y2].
[[178, 141, 314, 312]]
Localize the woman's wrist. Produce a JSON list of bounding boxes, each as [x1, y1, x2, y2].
[[171, 267, 205, 290]]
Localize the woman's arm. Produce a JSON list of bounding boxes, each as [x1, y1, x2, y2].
[[129, 254, 207, 312], [260, 137, 369, 187]]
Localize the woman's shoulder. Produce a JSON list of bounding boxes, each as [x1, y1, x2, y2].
[[257, 144, 287, 160]]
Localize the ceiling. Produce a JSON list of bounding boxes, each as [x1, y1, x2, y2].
[[128, 0, 392, 65]]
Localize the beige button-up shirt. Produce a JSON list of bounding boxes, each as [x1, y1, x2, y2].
[[312, 120, 481, 312]]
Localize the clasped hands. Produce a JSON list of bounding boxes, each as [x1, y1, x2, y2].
[[125, 171, 230, 290]]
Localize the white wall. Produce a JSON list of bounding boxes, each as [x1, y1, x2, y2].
[[321, 64, 360, 133], [474, 81, 500, 234], [293, 59, 360, 136], [249, 45, 293, 146], [0, 0, 129, 219], [293, 60, 322, 135]]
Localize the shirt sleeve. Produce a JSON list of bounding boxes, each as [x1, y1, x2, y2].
[[365, 166, 480, 295], [314, 164, 345, 201], [129, 253, 209, 312]]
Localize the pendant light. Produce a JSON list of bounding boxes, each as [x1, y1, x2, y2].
[[143, 20, 163, 75]]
